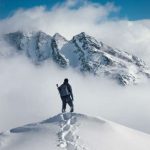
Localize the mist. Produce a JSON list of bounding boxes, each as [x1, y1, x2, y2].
[[0, 0, 150, 135], [0, 52, 150, 134], [0, 1, 150, 65]]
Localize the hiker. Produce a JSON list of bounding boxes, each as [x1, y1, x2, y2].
[[57, 78, 74, 113]]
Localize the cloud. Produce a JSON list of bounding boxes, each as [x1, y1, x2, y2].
[[0, 1, 118, 34], [0, 0, 150, 64], [0, 0, 150, 134], [0, 53, 150, 134]]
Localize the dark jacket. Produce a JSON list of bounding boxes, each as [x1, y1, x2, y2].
[[59, 83, 73, 100]]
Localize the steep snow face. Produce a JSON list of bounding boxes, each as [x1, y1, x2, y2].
[[53, 33, 68, 50], [4, 31, 69, 67], [51, 33, 69, 68], [1, 113, 150, 150], [64, 32, 150, 85], [4, 31, 53, 62], [3, 31, 150, 85]]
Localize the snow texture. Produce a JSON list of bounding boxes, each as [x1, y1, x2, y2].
[[1, 113, 150, 150]]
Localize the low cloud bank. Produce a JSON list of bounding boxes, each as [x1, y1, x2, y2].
[[0, 0, 150, 65], [0, 53, 150, 134]]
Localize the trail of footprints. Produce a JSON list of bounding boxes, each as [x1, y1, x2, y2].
[[57, 113, 87, 150]]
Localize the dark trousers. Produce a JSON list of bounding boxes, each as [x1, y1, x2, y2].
[[61, 95, 74, 112]]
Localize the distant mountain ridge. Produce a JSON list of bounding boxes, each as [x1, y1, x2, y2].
[[3, 31, 150, 85]]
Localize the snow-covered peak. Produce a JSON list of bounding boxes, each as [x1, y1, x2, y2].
[[53, 33, 67, 41], [53, 33, 68, 50], [67, 32, 150, 85], [74, 32, 94, 39], [72, 32, 101, 50], [1, 113, 150, 150], [2, 31, 150, 85], [5, 31, 53, 62]]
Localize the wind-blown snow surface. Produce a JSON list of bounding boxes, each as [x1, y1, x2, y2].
[[1, 113, 150, 150]]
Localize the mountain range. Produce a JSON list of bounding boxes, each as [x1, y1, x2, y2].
[[2, 31, 150, 85]]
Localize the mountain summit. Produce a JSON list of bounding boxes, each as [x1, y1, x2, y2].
[[3, 31, 150, 85], [1, 113, 150, 150]]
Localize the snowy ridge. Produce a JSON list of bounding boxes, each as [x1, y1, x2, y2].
[[57, 113, 86, 150], [2, 31, 150, 85], [42, 113, 88, 149], [1, 113, 150, 150]]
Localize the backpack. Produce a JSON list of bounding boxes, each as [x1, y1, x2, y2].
[[59, 84, 70, 97]]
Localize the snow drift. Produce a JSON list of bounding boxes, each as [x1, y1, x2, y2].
[[1, 113, 150, 150]]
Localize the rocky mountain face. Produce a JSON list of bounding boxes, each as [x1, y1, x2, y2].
[[3, 31, 150, 85]]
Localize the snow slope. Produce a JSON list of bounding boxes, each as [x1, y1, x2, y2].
[[1, 113, 150, 150]]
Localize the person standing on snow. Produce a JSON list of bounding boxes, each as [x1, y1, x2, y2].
[[57, 78, 74, 113]]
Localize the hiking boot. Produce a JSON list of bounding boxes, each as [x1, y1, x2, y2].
[[70, 107, 74, 112], [62, 109, 66, 113]]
